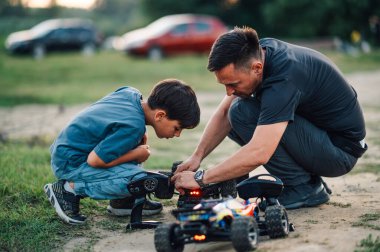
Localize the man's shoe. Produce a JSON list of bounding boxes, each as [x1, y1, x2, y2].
[[107, 197, 163, 216], [278, 176, 330, 210], [44, 181, 86, 225]]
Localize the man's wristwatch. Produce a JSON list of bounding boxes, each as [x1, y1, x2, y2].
[[194, 170, 207, 189]]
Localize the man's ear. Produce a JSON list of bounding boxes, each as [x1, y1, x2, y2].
[[251, 61, 263, 74], [154, 110, 167, 121]]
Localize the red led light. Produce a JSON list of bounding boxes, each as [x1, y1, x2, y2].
[[190, 190, 201, 196], [193, 234, 206, 241]]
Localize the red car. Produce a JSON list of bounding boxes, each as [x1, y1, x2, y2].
[[118, 14, 228, 60]]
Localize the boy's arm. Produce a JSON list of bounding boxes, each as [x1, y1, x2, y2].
[[87, 145, 150, 168]]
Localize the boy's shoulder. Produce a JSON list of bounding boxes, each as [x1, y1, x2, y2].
[[114, 86, 141, 95], [98, 86, 143, 103]]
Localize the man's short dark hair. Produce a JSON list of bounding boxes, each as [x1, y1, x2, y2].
[[208, 26, 261, 72], [148, 79, 200, 129]]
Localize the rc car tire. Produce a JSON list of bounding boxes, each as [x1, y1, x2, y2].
[[154, 223, 184, 252], [231, 216, 259, 252], [265, 205, 289, 238], [143, 177, 158, 192]]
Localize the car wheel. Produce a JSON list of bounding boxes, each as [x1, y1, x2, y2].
[[148, 46, 163, 61], [154, 223, 184, 252], [231, 216, 259, 252], [82, 43, 96, 56], [33, 44, 45, 59], [265, 205, 289, 238]]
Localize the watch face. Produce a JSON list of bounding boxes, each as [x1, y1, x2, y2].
[[194, 170, 203, 180]]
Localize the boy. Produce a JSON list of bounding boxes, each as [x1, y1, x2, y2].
[[44, 79, 200, 224]]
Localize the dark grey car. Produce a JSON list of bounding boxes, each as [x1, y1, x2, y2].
[[5, 18, 102, 59]]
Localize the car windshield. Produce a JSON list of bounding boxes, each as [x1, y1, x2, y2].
[[145, 16, 188, 36], [30, 19, 91, 38], [30, 20, 58, 37]]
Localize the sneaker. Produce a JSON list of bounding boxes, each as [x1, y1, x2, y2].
[[278, 176, 330, 210], [44, 181, 86, 225], [107, 197, 163, 216]]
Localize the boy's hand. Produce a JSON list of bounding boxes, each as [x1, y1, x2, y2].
[[140, 133, 148, 145], [135, 144, 150, 163], [175, 155, 201, 174]]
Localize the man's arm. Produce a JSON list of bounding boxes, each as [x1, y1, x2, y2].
[[172, 121, 288, 191], [176, 95, 236, 173], [203, 121, 288, 183], [87, 145, 150, 168]]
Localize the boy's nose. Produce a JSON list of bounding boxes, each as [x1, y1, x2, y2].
[[175, 130, 182, 137], [226, 86, 234, 96]]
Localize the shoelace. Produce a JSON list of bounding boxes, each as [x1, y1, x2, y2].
[[320, 178, 332, 195]]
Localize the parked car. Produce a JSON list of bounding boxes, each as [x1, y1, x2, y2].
[[5, 18, 102, 59], [118, 14, 228, 60]]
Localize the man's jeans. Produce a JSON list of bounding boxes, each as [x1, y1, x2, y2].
[[227, 97, 357, 186]]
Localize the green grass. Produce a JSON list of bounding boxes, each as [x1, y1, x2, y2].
[[1, 48, 380, 107], [355, 234, 380, 252], [352, 213, 380, 231], [0, 51, 217, 107]]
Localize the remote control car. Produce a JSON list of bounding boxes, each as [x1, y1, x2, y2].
[[124, 161, 236, 229], [154, 174, 292, 252]]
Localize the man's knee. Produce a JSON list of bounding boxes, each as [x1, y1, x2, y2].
[[228, 97, 260, 128]]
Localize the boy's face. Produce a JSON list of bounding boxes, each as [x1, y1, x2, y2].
[[153, 111, 182, 139]]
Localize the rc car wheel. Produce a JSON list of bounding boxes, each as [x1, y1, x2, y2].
[[154, 223, 184, 252], [265, 205, 289, 238], [231, 216, 259, 252], [143, 177, 158, 192], [220, 179, 237, 198]]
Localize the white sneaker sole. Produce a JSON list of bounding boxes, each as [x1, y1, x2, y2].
[[44, 184, 84, 225], [106, 205, 163, 216]]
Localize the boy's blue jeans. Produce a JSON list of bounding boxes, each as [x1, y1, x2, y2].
[[51, 161, 147, 200]]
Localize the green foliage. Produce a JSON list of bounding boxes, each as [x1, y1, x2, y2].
[[141, 0, 380, 39], [3, 0, 380, 40]]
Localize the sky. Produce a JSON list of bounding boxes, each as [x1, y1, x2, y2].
[[24, 0, 96, 9]]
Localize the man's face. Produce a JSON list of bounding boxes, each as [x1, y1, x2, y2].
[[215, 62, 263, 98]]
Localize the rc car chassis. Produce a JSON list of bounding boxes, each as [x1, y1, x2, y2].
[[154, 174, 294, 252], [125, 161, 237, 229]]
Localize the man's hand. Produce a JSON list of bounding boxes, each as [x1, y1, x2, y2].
[[171, 171, 200, 195], [175, 155, 201, 174]]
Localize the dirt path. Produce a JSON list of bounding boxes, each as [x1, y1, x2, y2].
[[1, 71, 379, 252]]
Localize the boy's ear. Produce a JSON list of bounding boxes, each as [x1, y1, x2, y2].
[[154, 110, 167, 121]]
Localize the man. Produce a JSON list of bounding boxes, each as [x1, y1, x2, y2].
[[172, 27, 367, 209]]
